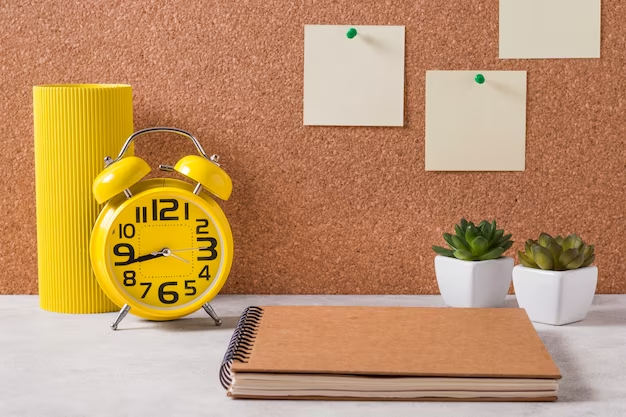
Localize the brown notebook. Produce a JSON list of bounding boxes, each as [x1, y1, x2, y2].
[[220, 306, 561, 401]]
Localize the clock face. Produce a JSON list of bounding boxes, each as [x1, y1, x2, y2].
[[104, 190, 224, 310]]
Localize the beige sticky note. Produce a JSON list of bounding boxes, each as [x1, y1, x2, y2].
[[425, 71, 527, 172], [304, 25, 405, 126], [499, 0, 601, 59]]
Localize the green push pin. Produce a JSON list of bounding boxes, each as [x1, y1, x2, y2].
[[347, 28, 357, 39], [475, 74, 485, 84]]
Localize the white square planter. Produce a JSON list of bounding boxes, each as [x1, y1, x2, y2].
[[434, 256, 514, 308], [513, 265, 598, 326]]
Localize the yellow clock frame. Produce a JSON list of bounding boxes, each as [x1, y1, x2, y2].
[[90, 127, 233, 330]]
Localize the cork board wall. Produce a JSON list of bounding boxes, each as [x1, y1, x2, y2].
[[1, 0, 624, 295]]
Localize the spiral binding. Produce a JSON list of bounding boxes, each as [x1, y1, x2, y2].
[[220, 306, 264, 389]]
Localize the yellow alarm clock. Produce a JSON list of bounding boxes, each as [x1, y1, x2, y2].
[[90, 127, 233, 330]]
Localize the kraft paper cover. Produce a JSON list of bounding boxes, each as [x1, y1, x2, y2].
[[232, 306, 561, 379]]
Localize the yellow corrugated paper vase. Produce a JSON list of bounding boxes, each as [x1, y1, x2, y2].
[[33, 84, 133, 313]]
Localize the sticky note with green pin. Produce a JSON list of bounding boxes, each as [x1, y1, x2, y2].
[[425, 70, 527, 171], [304, 25, 405, 126]]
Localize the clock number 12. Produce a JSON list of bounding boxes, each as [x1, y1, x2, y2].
[[134, 200, 190, 222]]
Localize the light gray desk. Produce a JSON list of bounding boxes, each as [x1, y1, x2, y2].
[[1, 295, 624, 417]]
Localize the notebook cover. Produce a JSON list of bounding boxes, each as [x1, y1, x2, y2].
[[230, 306, 561, 380]]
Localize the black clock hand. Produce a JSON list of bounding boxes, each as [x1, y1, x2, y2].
[[118, 248, 190, 266], [123, 252, 164, 265]]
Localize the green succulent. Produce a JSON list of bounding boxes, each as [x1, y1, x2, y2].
[[518, 233, 595, 271], [432, 218, 513, 261]]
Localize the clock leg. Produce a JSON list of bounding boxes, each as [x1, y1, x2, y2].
[[202, 302, 222, 326], [110, 304, 131, 330]]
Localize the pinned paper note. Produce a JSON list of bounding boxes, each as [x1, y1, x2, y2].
[[499, 0, 601, 59], [425, 71, 527, 172], [303, 25, 405, 126]]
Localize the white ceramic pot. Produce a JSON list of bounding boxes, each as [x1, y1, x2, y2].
[[434, 256, 514, 308], [513, 265, 598, 326]]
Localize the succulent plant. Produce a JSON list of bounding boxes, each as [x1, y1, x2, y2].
[[518, 233, 595, 271], [432, 218, 513, 261]]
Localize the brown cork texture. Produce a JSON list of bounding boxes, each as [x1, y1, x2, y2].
[[0, 1, 624, 295]]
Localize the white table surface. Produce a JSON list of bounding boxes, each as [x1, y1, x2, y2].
[[1, 295, 625, 417]]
